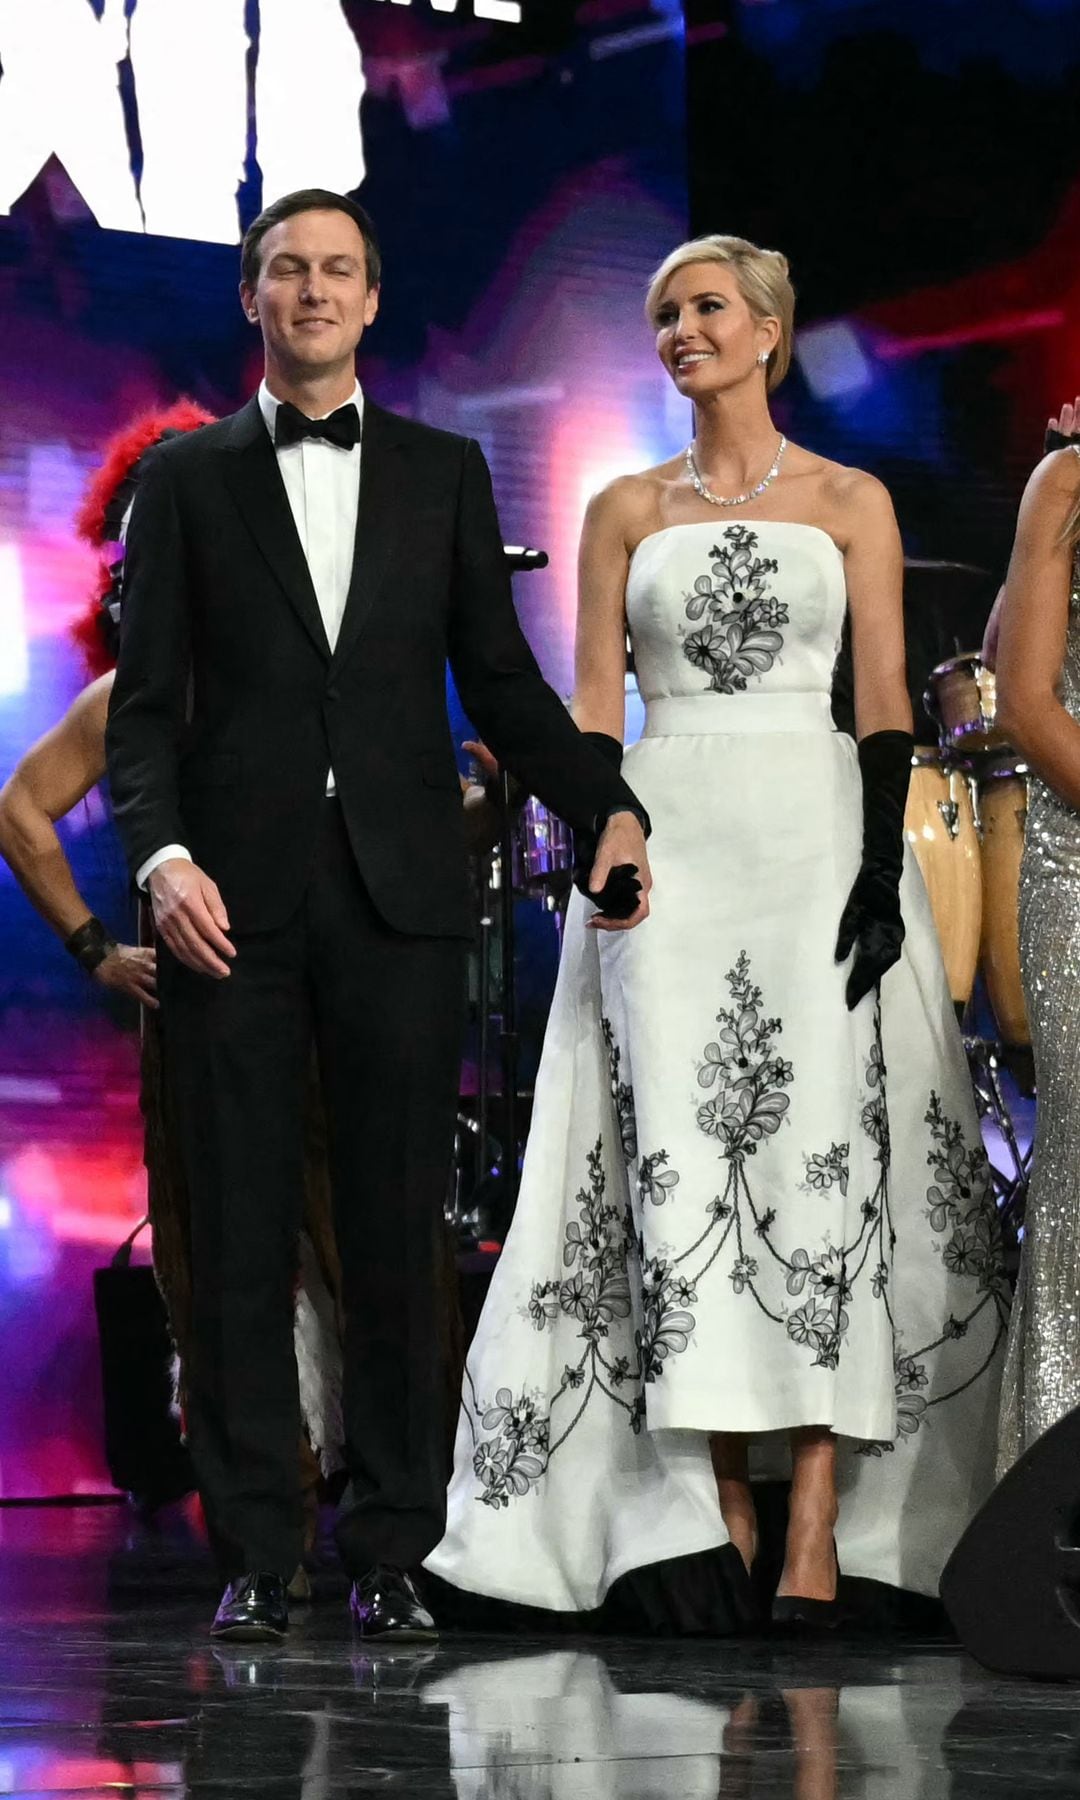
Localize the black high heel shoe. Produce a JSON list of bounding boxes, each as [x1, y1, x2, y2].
[[771, 1537, 845, 1631]]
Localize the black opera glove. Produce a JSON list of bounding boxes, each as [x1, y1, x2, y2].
[[835, 730, 914, 1011], [572, 731, 644, 920], [580, 856, 643, 920], [1045, 426, 1080, 454]]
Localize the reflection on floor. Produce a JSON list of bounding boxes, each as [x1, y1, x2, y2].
[[0, 1505, 1074, 1797]]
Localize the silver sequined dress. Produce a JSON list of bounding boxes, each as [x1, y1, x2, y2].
[[999, 529, 1080, 1475]]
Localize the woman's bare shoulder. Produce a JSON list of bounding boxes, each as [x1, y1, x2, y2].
[[1026, 444, 1080, 502], [1011, 446, 1080, 550], [815, 456, 893, 513], [585, 460, 682, 546]]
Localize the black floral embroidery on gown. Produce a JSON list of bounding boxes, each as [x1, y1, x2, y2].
[[857, 1095, 1009, 1456], [470, 1139, 639, 1507], [680, 525, 789, 693], [466, 956, 1006, 1502], [690, 954, 885, 1374], [602, 1017, 637, 1164]]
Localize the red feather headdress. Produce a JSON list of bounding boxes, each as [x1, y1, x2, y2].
[[71, 399, 216, 677]]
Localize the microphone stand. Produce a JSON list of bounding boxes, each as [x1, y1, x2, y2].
[[488, 546, 548, 1214], [497, 769, 519, 1208]]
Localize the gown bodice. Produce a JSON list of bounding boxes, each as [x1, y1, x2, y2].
[[626, 520, 847, 711]]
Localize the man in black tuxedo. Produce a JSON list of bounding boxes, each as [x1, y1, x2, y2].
[[105, 189, 650, 1643]]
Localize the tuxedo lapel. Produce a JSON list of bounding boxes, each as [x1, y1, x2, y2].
[[330, 401, 405, 675], [221, 396, 332, 661]]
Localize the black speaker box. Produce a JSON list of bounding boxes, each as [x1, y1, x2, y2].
[[942, 1402, 1080, 1680], [93, 1251, 195, 1511]]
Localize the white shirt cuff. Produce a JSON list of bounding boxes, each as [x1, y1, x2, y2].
[[136, 844, 192, 890]]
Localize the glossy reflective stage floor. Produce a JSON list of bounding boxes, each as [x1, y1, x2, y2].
[[0, 1506, 1074, 1798]]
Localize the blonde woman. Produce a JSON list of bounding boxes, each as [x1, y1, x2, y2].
[[995, 433, 1080, 1474], [428, 237, 1006, 1630]]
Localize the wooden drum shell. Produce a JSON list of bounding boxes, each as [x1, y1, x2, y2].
[[925, 654, 1011, 759], [904, 753, 983, 1007]]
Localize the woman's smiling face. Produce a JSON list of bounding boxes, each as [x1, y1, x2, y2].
[[651, 260, 777, 397]]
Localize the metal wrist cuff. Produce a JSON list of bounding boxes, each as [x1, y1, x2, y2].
[[64, 916, 118, 976]]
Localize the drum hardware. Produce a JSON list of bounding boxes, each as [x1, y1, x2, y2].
[[503, 547, 549, 573], [443, 856, 502, 1245], [963, 1037, 1031, 1260], [480, 785, 573, 1227], [919, 651, 1035, 1244], [447, 794, 572, 1247], [441, 777, 522, 1248], [512, 796, 573, 916], [446, 1108, 505, 1248], [445, 546, 558, 1243], [905, 747, 982, 1008], [938, 797, 960, 840], [497, 770, 521, 1214], [921, 655, 1033, 1051], [924, 652, 1009, 762], [445, 1112, 469, 1237], [475, 884, 494, 1224]]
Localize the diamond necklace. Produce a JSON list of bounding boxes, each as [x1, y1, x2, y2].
[[685, 434, 787, 508]]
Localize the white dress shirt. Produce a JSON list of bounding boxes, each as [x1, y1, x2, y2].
[[136, 380, 364, 889]]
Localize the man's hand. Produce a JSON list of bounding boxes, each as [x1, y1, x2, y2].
[[462, 738, 499, 782], [149, 858, 235, 978], [586, 811, 652, 931], [93, 942, 159, 1009]]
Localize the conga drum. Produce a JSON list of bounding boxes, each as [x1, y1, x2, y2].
[[925, 653, 1010, 760], [977, 758, 1031, 1047], [904, 749, 983, 1007]]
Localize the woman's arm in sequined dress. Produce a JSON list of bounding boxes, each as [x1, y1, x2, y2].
[[983, 399, 1080, 669], [996, 448, 1080, 809]]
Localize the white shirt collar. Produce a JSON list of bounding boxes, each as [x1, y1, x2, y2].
[[258, 378, 364, 443]]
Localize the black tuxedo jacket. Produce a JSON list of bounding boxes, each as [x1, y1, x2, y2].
[[105, 395, 643, 937]]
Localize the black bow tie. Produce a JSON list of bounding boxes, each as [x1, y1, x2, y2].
[[275, 400, 360, 452]]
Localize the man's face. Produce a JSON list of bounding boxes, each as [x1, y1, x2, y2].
[[240, 208, 379, 376]]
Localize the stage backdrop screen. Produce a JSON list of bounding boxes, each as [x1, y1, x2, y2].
[[688, 0, 1080, 591], [0, 0, 687, 1498]]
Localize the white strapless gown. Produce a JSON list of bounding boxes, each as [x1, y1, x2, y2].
[[427, 521, 1007, 1612]]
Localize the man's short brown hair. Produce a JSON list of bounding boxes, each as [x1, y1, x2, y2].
[[241, 189, 381, 290]]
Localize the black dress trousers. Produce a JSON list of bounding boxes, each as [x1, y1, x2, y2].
[[160, 799, 468, 1579]]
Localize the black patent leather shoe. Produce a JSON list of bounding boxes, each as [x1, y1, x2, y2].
[[349, 1566, 438, 1641], [210, 1572, 289, 1642]]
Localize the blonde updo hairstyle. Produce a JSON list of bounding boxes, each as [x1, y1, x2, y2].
[[646, 234, 795, 392]]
